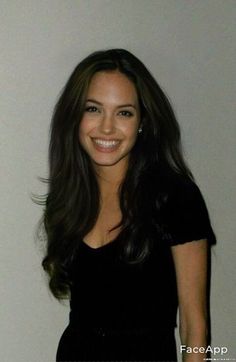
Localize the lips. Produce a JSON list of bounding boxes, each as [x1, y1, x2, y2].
[[92, 138, 121, 152]]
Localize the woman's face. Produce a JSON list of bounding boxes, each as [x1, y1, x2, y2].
[[79, 70, 141, 171]]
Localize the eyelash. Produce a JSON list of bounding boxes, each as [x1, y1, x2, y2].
[[84, 106, 133, 117], [119, 110, 133, 117], [85, 106, 99, 113]]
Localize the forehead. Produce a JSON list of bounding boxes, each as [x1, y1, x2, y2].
[[87, 71, 138, 102]]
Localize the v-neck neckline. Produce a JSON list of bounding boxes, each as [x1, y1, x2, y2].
[[81, 237, 119, 252]]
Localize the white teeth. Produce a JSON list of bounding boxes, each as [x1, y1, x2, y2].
[[93, 139, 120, 148]]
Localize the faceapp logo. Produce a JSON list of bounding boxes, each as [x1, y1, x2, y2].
[[180, 345, 235, 360]]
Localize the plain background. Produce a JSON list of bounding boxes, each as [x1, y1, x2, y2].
[[0, 1, 235, 361]]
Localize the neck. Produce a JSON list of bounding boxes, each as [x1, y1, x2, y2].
[[93, 160, 128, 201]]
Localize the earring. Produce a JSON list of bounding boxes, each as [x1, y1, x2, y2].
[[138, 127, 143, 134]]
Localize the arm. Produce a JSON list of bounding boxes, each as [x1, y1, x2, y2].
[[171, 239, 208, 362]]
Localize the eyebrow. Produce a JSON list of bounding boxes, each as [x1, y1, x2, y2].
[[86, 98, 137, 109]]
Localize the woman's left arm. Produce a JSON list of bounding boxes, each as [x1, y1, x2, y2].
[[171, 239, 208, 362]]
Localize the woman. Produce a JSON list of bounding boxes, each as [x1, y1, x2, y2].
[[40, 49, 215, 361]]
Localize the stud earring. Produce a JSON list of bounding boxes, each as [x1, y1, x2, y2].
[[138, 127, 143, 134]]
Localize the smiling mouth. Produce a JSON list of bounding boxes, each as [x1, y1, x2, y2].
[[92, 138, 121, 151]]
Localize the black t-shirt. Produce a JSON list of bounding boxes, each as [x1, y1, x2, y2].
[[69, 176, 215, 330]]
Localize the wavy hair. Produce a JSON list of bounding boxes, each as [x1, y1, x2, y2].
[[37, 49, 194, 299]]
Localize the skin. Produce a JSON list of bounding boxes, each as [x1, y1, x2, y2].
[[79, 70, 208, 361], [172, 239, 208, 362], [79, 70, 141, 246], [79, 70, 141, 197]]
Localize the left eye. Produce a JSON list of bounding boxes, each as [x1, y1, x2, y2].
[[119, 110, 133, 117]]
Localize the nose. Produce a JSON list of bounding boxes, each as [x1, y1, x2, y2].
[[99, 112, 115, 134]]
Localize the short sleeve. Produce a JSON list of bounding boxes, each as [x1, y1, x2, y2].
[[161, 176, 216, 246]]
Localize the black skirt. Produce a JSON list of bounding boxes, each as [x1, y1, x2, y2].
[[56, 324, 177, 362]]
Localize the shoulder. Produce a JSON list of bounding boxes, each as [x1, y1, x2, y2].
[[165, 173, 204, 209], [160, 173, 216, 246]]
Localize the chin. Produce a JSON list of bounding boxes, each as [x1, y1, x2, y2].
[[93, 159, 121, 167], [92, 154, 129, 168]]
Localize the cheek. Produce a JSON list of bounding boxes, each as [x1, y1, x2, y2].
[[78, 119, 92, 140], [123, 122, 139, 139], [79, 118, 87, 133], [78, 122, 89, 148], [79, 115, 99, 134]]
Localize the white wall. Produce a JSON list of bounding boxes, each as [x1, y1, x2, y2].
[[0, 1, 235, 361]]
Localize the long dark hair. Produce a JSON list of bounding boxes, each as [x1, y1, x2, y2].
[[37, 49, 194, 299]]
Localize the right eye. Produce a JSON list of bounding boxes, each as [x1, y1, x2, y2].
[[85, 106, 99, 113]]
